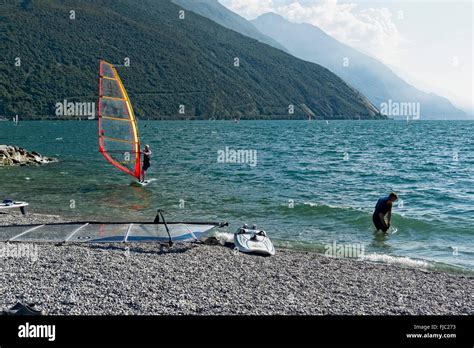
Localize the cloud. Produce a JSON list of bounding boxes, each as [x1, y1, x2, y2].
[[220, 0, 275, 18], [220, 0, 405, 65]]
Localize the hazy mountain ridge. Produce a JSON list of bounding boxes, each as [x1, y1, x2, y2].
[[172, 0, 289, 53], [252, 13, 465, 120], [1, 0, 382, 120]]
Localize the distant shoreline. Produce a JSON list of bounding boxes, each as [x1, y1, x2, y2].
[[0, 117, 388, 121], [1, 118, 472, 122]]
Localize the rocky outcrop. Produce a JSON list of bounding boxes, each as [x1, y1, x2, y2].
[[0, 145, 56, 166]]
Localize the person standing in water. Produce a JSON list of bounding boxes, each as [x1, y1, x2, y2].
[[140, 144, 151, 183], [373, 192, 398, 233]]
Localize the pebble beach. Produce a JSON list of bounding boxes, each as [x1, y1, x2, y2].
[[0, 212, 473, 315]]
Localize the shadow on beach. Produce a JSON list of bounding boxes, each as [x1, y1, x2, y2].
[[85, 242, 197, 256]]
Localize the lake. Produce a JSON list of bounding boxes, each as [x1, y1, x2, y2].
[[1, 120, 473, 271]]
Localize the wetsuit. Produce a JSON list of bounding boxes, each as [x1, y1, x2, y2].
[[142, 151, 151, 171], [373, 196, 391, 232]]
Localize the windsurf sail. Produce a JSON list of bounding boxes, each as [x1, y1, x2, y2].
[[300, 104, 316, 121], [98, 60, 141, 180], [0, 221, 227, 244]]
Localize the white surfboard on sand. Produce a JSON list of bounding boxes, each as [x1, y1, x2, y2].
[[234, 227, 275, 256]]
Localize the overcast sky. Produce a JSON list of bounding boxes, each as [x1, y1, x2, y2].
[[220, 0, 473, 113]]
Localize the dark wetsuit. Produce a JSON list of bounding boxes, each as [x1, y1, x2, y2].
[[142, 151, 151, 171], [373, 196, 391, 232]]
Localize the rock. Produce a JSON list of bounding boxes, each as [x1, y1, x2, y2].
[[0, 145, 56, 167]]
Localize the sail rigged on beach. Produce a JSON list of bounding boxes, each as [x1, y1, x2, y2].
[[98, 60, 141, 179], [0, 222, 226, 243]]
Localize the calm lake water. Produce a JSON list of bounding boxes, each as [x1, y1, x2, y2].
[[1, 120, 473, 271]]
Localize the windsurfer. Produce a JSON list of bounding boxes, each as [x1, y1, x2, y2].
[[140, 145, 151, 182], [372, 192, 398, 233]]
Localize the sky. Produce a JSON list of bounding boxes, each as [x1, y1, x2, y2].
[[220, 0, 473, 114]]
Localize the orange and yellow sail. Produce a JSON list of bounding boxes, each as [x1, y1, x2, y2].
[[98, 60, 141, 179]]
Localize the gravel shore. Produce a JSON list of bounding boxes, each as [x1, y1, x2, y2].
[[0, 212, 473, 315], [0, 211, 68, 227]]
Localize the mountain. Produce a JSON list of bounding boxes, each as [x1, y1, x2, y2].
[[252, 13, 466, 120], [172, 0, 288, 53], [0, 0, 382, 120]]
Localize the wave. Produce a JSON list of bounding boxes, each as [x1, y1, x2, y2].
[[359, 252, 430, 268], [273, 239, 472, 274], [276, 201, 367, 218], [359, 253, 472, 275], [274, 201, 472, 236], [211, 232, 473, 275]]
